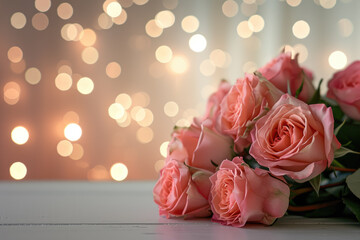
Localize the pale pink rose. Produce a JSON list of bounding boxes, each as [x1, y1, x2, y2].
[[327, 61, 360, 120], [220, 73, 283, 153], [259, 52, 315, 102], [167, 123, 233, 173], [195, 80, 231, 131], [209, 157, 290, 227], [250, 94, 341, 182], [153, 159, 211, 218]]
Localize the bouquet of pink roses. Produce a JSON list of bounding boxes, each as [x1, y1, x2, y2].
[[153, 52, 360, 227]]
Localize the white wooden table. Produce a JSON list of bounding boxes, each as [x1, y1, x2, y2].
[[0, 181, 359, 239]]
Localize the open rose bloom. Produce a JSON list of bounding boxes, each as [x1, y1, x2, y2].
[[153, 53, 360, 228]]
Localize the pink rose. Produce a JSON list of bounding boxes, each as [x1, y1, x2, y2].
[[327, 61, 360, 120], [259, 52, 315, 102], [195, 80, 231, 131], [209, 157, 290, 227], [220, 73, 283, 153], [168, 123, 233, 173], [153, 159, 211, 218], [250, 94, 341, 182]]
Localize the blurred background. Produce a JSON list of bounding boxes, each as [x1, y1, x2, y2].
[[0, 0, 359, 181]]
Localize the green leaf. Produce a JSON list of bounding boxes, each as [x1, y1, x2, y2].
[[308, 79, 323, 104], [346, 169, 360, 199], [343, 195, 360, 222], [309, 174, 321, 196], [287, 80, 292, 96], [294, 77, 304, 99], [334, 118, 347, 136], [334, 146, 360, 158], [331, 159, 346, 168]]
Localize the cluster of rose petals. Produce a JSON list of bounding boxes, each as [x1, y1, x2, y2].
[[250, 94, 341, 182], [259, 52, 315, 102], [327, 61, 360, 120], [220, 73, 283, 153], [209, 157, 290, 227], [153, 123, 233, 218]]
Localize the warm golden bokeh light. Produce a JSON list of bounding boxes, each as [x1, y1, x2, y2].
[[145, 19, 163, 38], [11, 126, 29, 145], [110, 163, 128, 181], [32, 13, 49, 31], [69, 143, 84, 160], [131, 92, 150, 107], [292, 20, 310, 39], [155, 10, 175, 28], [7, 46, 23, 63], [222, 0, 239, 17], [98, 13, 114, 29], [64, 123, 82, 141], [189, 34, 207, 52], [154, 159, 165, 173], [181, 15, 199, 33], [320, 0, 336, 9], [108, 103, 125, 120], [112, 8, 127, 25], [87, 165, 110, 181], [63, 111, 80, 124], [329, 50, 347, 70], [79, 28, 97, 46], [77, 77, 94, 95], [133, 0, 149, 5], [155, 45, 173, 63], [9, 162, 27, 180], [57, 140, 73, 157], [286, 0, 302, 7], [10, 12, 26, 29], [248, 14, 265, 32], [237, 20, 253, 38], [61, 23, 83, 41], [106, 1, 122, 18], [242, 61, 257, 74], [81, 47, 99, 64], [10, 60, 27, 74], [25, 67, 41, 85], [35, 0, 51, 12], [115, 93, 132, 109], [136, 127, 154, 143], [160, 141, 169, 158], [164, 101, 179, 117], [338, 18, 353, 37], [130, 106, 145, 121], [57, 2, 73, 20], [55, 73, 72, 91], [106, 62, 121, 78], [169, 55, 188, 74], [293, 44, 308, 63], [137, 108, 154, 127], [58, 64, 73, 75], [4, 81, 21, 105], [200, 59, 216, 76], [116, 112, 131, 127]]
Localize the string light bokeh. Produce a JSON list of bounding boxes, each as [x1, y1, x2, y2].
[[0, 0, 359, 181]]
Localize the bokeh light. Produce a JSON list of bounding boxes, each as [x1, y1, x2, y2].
[[222, 0, 239, 17], [338, 18, 353, 37], [64, 123, 82, 141], [10, 12, 26, 29], [181, 15, 199, 33], [79, 28, 97, 46], [77, 77, 94, 95], [137, 108, 154, 127], [57, 2, 73, 20], [7, 46, 23, 63], [237, 21, 253, 38], [145, 19, 163, 38], [55, 73, 72, 91], [155, 45, 173, 63], [136, 127, 154, 143], [106, 62, 122, 78], [98, 13, 113, 29], [4, 81, 21, 105], [106, 1, 122, 18], [69, 143, 84, 160], [292, 20, 310, 39], [108, 103, 125, 120], [35, 0, 51, 12], [25, 67, 41, 85], [169, 55, 188, 74], [160, 141, 169, 157], [248, 14, 265, 32], [155, 10, 175, 28], [164, 101, 179, 117], [320, 0, 336, 9], [115, 93, 132, 109], [286, 0, 302, 7], [200, 59, 216, 76], [57, 140, 73, 157], [329, 50, 347, 70], [154, 160, 165, 173], [133, 0, 149, 5], [11, 126, 29, 145], [131, 92, 150, 107], [110, 163, 128, 181], [189, 34, 207, 52], [32, 13, 49, 31], [9, 162, 27, 180], [81, 47, 99, 64], [63, 111, 80, 123], [112, 8, 127, 25]]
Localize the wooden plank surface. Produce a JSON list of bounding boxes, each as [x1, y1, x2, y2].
[[0, 181, 359, 240]]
